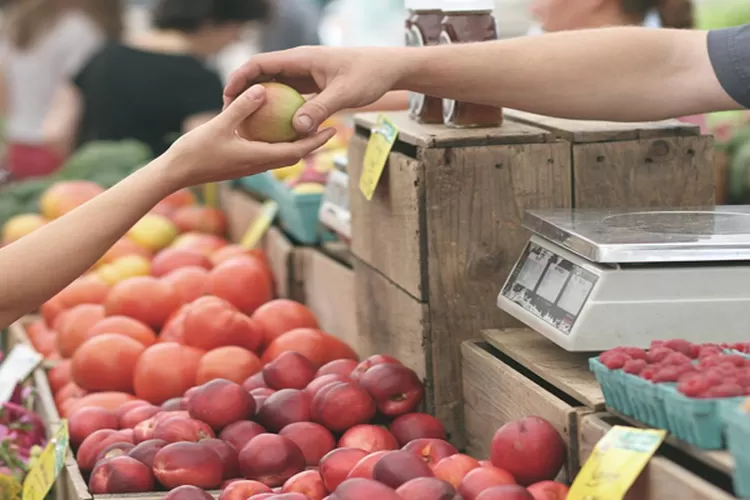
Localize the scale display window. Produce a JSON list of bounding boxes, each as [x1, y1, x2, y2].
[[502, 241, 598, 334]]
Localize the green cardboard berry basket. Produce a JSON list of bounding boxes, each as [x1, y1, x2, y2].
[[724, 404, 750, 497]]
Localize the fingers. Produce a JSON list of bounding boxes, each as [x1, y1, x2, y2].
[[251, 128, 338, 166], [293, 84, 351, 134], [219, 85, 266, 127]]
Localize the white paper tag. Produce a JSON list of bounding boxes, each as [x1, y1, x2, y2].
[[319, 169, 351, 239], [0, 344, 43, 403]]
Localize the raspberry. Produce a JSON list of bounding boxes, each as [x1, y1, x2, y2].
[[729, 342, 749, 353], [701, 369, 724, 385], [652, 365, 685, 383], [640, 366, 659, 381], [623, 359, 648, 375], [665, 339, 694, 357], [663, 352, 693, 366], [716, 362, 741, 377], [736, 369, 750, 387], [703, 384, 744, 398], [650, 340, 666, 349], [723, 355, 748, 368], [678, 375, 711, 398], [647, 347, 673, 364], [698, 355, 724, 369], [599, 351, 631, 370], [620, 347, 648, 361], [698, 347, 723, 359]]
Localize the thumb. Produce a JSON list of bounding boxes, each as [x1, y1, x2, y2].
[[293, 84, 349, 134], [219, 85, 266, 128]]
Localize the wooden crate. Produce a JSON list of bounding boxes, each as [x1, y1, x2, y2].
[[461, 340, 580, 482], [219, 182, 295, 298], [578, 413, 735, 499], [503, 109, 715, 208], [348, 111, 572, 444], [293, 243, 359, 353]]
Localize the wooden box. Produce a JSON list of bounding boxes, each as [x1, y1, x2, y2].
[[348, 111, 715, 445], [577, 413, 735, 499]]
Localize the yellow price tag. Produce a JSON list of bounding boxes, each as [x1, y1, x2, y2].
[[240, 200, 279, 249], [359, 115, 399, 201], [568, 426, 666, 500], [203, 183, 219, 207], [23, 421, 69, 500]]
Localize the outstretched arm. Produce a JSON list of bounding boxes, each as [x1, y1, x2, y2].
[[0, 85, 335, 329], [225, 25, 747, 134]]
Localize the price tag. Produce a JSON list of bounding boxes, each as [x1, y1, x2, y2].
[[203, 183, 219, 207], [359, 115, 399, 201], [22, 420, 69, 500], [568, 426, 666, 500], [0, 344, 43, 403], [240, 200, 279, 249], [319, 169, 351, 239]]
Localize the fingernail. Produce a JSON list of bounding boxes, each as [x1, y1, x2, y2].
[[247, 85, 265, 100], [296, 114, 313, 132]]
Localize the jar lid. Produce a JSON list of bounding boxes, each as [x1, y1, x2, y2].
[[405, 0, 442, 9], [441, 0, 495, 12]]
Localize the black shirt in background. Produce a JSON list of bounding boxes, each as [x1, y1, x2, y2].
[[73, 43, 224, 156]]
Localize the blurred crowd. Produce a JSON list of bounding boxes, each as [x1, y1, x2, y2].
[[1, 0, 750, 183]]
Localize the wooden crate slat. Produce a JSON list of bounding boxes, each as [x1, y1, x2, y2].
[[354, 111, 552, 148], [578, 413, 735, 499], [482, 329, 605, 410]]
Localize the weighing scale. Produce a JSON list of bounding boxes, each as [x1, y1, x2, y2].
[[318, 154, 351, 243], [497, 207, 750, 351]]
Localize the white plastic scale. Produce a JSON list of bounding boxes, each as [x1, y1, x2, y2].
[[497, 207, 750, 352], [318, 155, 351, 243]]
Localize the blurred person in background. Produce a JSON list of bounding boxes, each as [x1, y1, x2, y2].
[[260, 0, 322, 52], [0, 0, 122, 181], [47, 0, 269, 159]]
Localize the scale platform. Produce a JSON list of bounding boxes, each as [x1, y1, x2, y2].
[[497, 207, 750, 351]]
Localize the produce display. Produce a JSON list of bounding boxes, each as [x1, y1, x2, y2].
[[591, 340, 750, 449]]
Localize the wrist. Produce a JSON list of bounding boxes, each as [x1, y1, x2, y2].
[[140, 153, 185, 198], [391, 47, 423, 91]]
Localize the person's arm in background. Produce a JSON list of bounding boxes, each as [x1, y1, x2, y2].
[[226, 26, 746, 134], [0, 85, 336, 329]]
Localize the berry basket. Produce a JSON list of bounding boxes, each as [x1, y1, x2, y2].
[[724, 404, 750, 497]]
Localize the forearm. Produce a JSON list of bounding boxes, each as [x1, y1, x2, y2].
[[0, 155, 180, 328], [398, 27, 738, 121]]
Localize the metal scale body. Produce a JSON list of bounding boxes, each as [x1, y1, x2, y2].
[[497, 207, 750, 351]]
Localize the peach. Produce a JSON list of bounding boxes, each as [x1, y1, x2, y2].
[[237, 82, 306, 143], [171, 206, 227, 236], [248, 495, 277, 500], [402, 439, 458, 468], [187, 379, 255, 430], [202, 438, 239, 479], [219, 479, 273, 500], [330, 478, 401, 500], [163, 485, 214, 500], [69, 406, 118, 448], [282, 470, 327, 500], [238, 433, 306, 487], [251, 387, 276, 397], [360, 363, 424, 417], [346, 451, 389, 480], [433, 454, 481, 488], [153, 441, 224, 489], [256, 389, 311, 432], [120, 404, 161, 429], [526, 481, 570, 500], [316, 359, 358, 379], [390, 413, 447, 446], [397, 477, 460, 500], [263, 351, 316, 390], [338, 425, 399, 454], [133, 416, 159, 443], [490, 417, 566, 487], [270, 494, 307, 500], [128, 439, 168, 468], [476, 486, 534, 500], [162, 397, 186, 411], [151, 248, 212, 277], [311, 382, 376, 433], [89, 455, 154, 494], [219, 421, 266, 451], [94, 442, 135, 464], [350, 355, 401, 381], [117, 428, 134, 441], [153, 416, 215, 443], [40, 181, 104, 220], [318, 448, 368, 491], [115, 400, 151, 424], [373, 450, 434, 489], [279, 422, 336, 466], [305, 374, 350, 399], [459, 466, 517, 500], [77, 429, 134, 472], [243, 372, 268, 391]]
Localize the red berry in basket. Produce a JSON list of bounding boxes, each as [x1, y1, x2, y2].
[[716, 362, 741, 377], [650, 340, 666, 349], [698, 355, 723, 369], [639, 366, 659, 381], [663, 352, 692, 366], [664, 339, 694, 357], [600, 351, 631, 370], [677, 374, 711, 398], [702, 369, 725, 385], [736, 369, 750, 387], [652, 366, 684, 383], [722, 355, 747, 368], [704, 384, 744, 398], [620, 348, 647, 360], [623, 359, 648, 375], [647, 347, 673, 364]]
